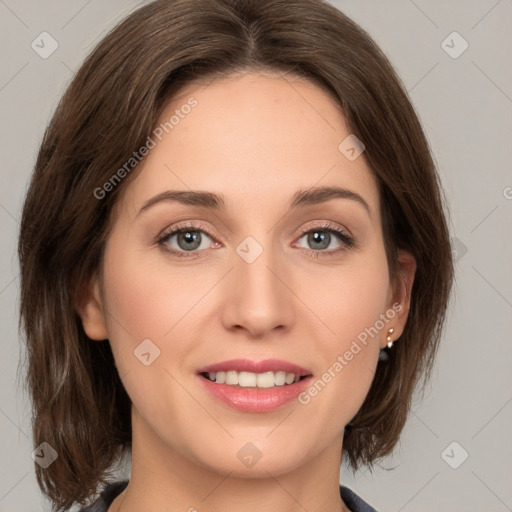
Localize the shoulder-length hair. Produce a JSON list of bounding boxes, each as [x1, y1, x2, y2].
[[18, 0, 454, 509]]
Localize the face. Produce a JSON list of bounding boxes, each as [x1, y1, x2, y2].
[[80, 70, 415, 478]]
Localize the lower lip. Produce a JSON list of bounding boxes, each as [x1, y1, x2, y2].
[[197, 374, 313, 412]]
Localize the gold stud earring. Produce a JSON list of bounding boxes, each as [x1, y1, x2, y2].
[[386, 327, 394, 348]]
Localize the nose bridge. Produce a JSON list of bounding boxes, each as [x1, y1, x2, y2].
[[223, 233, 294, 335]]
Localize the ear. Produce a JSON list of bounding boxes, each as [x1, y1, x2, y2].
[[75, 273, 109, 341], [380, 249, 416, 349]]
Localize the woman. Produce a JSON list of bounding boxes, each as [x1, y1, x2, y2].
[[18, 1, 454, 511]]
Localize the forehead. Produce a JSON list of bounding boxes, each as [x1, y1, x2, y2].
[[120, 71, 380, 219]]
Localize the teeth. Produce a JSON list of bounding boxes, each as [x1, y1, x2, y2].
[[256, 372, 274, 388], [226, 370, 238, 385], [239, 371, 257, 387], [275, 371, 286, 385], [204, 370, 302, 388]]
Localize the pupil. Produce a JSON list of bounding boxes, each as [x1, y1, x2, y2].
[[309, 231, 329, 250], [178, 230, 201, 251]]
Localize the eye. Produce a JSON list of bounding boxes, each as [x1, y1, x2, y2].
[[295, 222, 355, 257], [157, 222, 219, 257], [156, 221, 356, 259]]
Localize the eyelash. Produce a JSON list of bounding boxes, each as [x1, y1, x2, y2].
[[156, 221, 356, 259]]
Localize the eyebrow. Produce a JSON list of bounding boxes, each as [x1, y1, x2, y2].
[[137, 186, 371, 218]]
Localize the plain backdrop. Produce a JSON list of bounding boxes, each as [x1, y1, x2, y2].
[[1, 1, 511, 511]]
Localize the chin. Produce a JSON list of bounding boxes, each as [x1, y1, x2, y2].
[[185, 435, 312, 478]]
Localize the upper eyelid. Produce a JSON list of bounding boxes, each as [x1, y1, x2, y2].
[[159, 221, 351, 246], [159, 221, 218, 239], [299, 220, 351, 235]]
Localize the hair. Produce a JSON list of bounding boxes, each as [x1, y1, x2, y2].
[[18, 0, 454, 509]]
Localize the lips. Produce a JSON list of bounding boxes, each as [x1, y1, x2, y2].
[[196, 359, 314, 412], [197, 358, 312, 376]]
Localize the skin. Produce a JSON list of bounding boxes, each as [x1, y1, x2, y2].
[[78, 70, 416, 512]]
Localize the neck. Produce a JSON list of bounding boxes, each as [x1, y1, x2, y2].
[[110, 411, 351, 512]]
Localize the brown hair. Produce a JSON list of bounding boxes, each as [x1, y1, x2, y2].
[[18, 0, 454, 509]]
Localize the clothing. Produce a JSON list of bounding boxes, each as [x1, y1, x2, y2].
[[79, 479, 378, 512]]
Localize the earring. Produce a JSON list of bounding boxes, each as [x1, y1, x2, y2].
[[386, 327, 394, 349]]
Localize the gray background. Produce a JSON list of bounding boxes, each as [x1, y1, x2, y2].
[[1, 1, 511, 511]]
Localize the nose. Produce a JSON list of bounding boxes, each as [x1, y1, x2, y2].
[[220, 238, 295, 338]]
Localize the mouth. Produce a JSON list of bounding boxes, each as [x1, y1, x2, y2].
[[195, 359, 313, 411], [199, 370, 311, 388], [196, 358, 313, 388]]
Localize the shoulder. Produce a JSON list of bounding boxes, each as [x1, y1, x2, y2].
[[339, 484, 380, 512], [78, 480, 129, 512]]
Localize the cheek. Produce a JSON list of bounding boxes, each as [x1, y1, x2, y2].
[[301, 247, 390, 403], [101, 243, 199, 342], [99, 245, 196, 414], [98, 240, 180, 377], [308, 249, 390, 351]]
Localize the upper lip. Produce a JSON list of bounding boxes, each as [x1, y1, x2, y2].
[[197, 359, 312, 376]]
